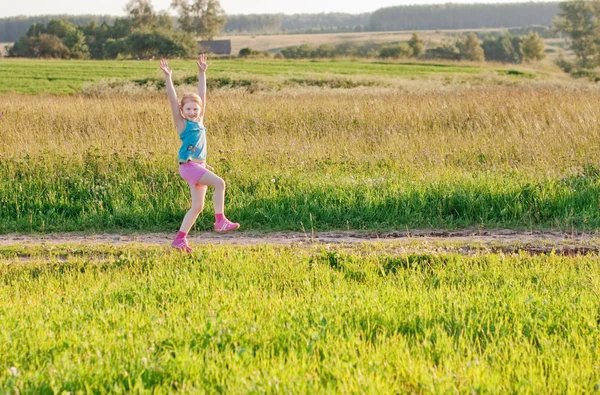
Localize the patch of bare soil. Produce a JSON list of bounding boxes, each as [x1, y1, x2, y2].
[[2, 229, 600, 255]]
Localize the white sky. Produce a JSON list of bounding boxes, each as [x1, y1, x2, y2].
[[0, 0, 555, 18]]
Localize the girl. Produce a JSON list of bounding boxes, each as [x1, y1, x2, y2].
[[160, 55, 239, 252]]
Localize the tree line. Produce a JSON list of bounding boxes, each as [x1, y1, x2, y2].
[[270, 0, 600, 76], [7, 0, 225, 59], [5, 0, 599, 79], [267, 31, 547, 63], [369, 3, 560, 31], [0, 2, 561, 42]]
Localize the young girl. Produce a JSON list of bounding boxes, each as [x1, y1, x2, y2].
[[160, 55, 239, 252]]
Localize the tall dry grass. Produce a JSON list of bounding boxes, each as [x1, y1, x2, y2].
[[2, 88, 600, 172]]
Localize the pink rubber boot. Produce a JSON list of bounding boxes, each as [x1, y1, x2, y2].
[[214, 218, 240, 232], [171, 236, 193, 252]]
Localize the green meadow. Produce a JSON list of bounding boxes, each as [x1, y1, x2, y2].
[[2, 56, 600, 393], [2, 83, 600, 233], [1, 244, 599, 393], [0, 58, 482, 94]]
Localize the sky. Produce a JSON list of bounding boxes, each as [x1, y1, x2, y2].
[[0, 0, 555, 18]]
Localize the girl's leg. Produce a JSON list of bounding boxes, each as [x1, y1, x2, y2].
[[197, 169, 226, 214], [197, 169, 240, 231], [172, 184, 207, 252], [179, 184, 208, 233]]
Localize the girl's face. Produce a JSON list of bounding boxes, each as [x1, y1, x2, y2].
[[182, 101, 201, 121]]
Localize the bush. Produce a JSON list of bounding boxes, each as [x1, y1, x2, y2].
[[424, 45, 461, 61], [280, 44, 317, 59], [103, 38, 129, 59], [124, 29, 197, 59], [379, 44, 412, 59], [555, 52, 573, 73], [8, 36, 37, 57], [36, 34, 70, 58], [482, 35, 523, 63], [408, 32, 424, 57], [238, 47, 267, 58], [316, 44, 336, 58], [458, 33, 484, 61], [521, 32, 546, 62], [238, 47, 253, 57]]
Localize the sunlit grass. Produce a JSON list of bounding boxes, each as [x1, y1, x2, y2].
[[1, 244, 598, 392], [0, 58, 486, 94], [2, 88, 600, 232]]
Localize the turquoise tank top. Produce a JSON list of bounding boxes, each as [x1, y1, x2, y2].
[[178, 120, 206, 163]]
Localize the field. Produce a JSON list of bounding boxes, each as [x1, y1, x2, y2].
[[0, 43, 10, 57], [0, 59, 597, 233], [1, 244, 600, 392], [220, 30, 569, 60], [0, 58, 486, 94], [221, 31, 450, 55], [1, 57, 600, 392]]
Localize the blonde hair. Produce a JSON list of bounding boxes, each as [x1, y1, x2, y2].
[[179, 93, 203, 111]]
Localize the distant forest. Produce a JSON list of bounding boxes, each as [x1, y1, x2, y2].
[[0, 2, 560, 42], [369, 3, 560, 31]]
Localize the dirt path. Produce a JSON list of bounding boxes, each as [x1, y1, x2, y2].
[[2, 229, 600, 255]]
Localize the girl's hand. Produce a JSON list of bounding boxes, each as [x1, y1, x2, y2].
[[159, 58, 172, 76], [197, 54, 209, 73]]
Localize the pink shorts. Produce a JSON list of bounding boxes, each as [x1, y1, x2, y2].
[[179, 162, 208, 186]]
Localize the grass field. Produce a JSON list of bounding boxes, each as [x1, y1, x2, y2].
[[220, 30, 570, 60], [0, 58, 487, 94], [2, 82, 600, 233], [1, 52, 599, 393], [221, 30, 449, 55], [1, 244, 599, 392]]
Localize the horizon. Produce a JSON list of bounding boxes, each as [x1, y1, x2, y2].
[[0, 0, 557, 18]]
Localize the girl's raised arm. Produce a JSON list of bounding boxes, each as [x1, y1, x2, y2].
[[197, 54, 208, 118], [159, 59, 186, 132]]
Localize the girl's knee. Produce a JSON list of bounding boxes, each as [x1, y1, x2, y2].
[[215, 178, 226, 190], [191, 203, 204, 214]]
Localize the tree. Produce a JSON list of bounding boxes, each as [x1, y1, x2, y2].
[[8, 36, 37, 57], [156, 11, 174, 30], [379, 43, 413, 59], [171, 0, 226, 41], [408, 32, 424, 57], [7, 13, 195, 60], [103, 37, 130, 59], [126, 29, 196, 59], [45, 19, 77, 39], [521, 31, 546, 61], [63, 29, 90, 59], [316, 44, 336, 58], [554, 0, 600, 69], [424, 41, 461, 61], [26, 23, 45, 37], [482, 35, 523, 63], [125, 0, 157, 29], [458, 32, 484, 61], [35, 34, 70, 58]]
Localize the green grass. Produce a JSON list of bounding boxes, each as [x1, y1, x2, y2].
[[1, 244, 599, 392], [2, 154, 600, 233], [0, 58, 484, 94]]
